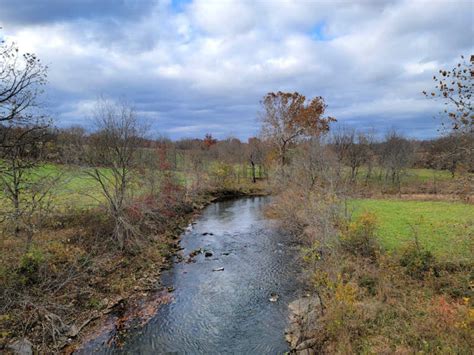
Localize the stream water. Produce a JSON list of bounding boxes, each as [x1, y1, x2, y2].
[[91, 196, 302, 354]]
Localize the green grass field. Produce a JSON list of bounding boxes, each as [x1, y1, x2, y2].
[[349, 199, 474, 262], [355, 167, 454, 185], [0, 164, 114, 210]]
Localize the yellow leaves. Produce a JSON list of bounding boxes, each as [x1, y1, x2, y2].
[[334, 277, 357, 307]]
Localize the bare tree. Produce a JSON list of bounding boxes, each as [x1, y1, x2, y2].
[[332, 127, 371, 182], [260, 91, 335, 167], [0, 40, 47, 129], [55, 126, 86, 164], [85, 99, 144, 249], [381, 130, 413, 192], [0, 37, 55, 250], [247, 137, 264, 183], [0, 125, 59, 250]]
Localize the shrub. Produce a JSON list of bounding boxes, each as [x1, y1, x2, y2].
[[17, 248, 46, 285], [358, 274, 378, 296], [341, 212, 380, 260], [400, 246, 436, 279]]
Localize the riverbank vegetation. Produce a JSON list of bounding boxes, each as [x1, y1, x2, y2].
[[265, 60, 473, 353], [0, 35, 472, 353]]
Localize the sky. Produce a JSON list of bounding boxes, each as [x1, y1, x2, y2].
[[0, 0, 473, 140]]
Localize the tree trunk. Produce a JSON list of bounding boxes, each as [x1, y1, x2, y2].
[[251, 161, 256, 183]]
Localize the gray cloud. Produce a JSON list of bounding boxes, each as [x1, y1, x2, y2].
[[0, 0, 472, 140], [0, 0, 153, 25]]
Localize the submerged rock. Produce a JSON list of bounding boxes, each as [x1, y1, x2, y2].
[[204, 251, 213, 257], [189, 248, 202, 258], [269, 293, 279, 302]]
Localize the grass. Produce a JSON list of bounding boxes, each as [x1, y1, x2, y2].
[[349, 198, 474, 262], [354, 167, 455, 184]]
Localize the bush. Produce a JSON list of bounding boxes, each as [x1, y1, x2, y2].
[[400, 246, 436, 279], [341, 213, 380, 260], [358, 274, 378, 296], [17, 248, 46, 285]]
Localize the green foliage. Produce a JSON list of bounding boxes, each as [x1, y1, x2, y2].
[[87, 297, 102, 310], [17, 247, 46, 285], [209, 161, 235, 188]]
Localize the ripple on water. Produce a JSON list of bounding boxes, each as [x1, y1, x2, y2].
[[98, 196, 303, 354]]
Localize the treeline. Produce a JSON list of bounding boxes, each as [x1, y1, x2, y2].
[[5, 121, 472, 183]]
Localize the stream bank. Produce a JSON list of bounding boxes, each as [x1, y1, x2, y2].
[[76, 195, 303, 354]]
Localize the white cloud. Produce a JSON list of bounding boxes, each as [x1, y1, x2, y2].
[[1, 0, 472, 139]]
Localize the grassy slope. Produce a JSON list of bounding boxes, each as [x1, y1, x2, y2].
[[349, 199, 474, 262]]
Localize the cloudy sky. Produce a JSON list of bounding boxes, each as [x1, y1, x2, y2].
[[0, 0, 472, 139]]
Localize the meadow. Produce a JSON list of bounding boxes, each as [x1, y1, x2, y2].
[[349, 198, 473, 262]]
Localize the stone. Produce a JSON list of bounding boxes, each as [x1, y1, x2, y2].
[[288, 297, 319, 318], [269, 293, 279, 302], [68, 324, 79, 337], [296, 338, 318, 351], [285, 328, 301, 349], [8, 338, 33, 355]]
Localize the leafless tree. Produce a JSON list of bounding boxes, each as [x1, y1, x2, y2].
[[0, 125, 59, 250], [381, 130, 413, 192], [332, 127, 370, 182], [247, 137, 264, 183], [85, 99, 145, 249], [55, 126, 86, 164], [0, 37, 55, 250], [0, 40, 47, 129]]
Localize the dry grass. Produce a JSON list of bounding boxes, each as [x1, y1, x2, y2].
[[0, 190, 195, 352], [302, 214, 473, 354]]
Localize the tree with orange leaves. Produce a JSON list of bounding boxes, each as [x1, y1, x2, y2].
[[260, 91, 335, 166], [203, 133, 217, 149]]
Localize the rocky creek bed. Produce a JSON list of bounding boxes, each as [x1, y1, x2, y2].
[[74, 196, 307, 354]]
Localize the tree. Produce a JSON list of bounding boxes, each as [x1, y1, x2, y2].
[[260, 91, 335, 166], [0, 125, 58, 249], [381, 130, 413, 192], [203, 133, 217, 149], [423, 55, 473, 133], [0, 37, 54, 250], [423, 55, 473, 178], [332, 127, 370, 182], [247, 137, 264, 183], [0, 40, 47, 129], [85, 99, 145, 249]]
